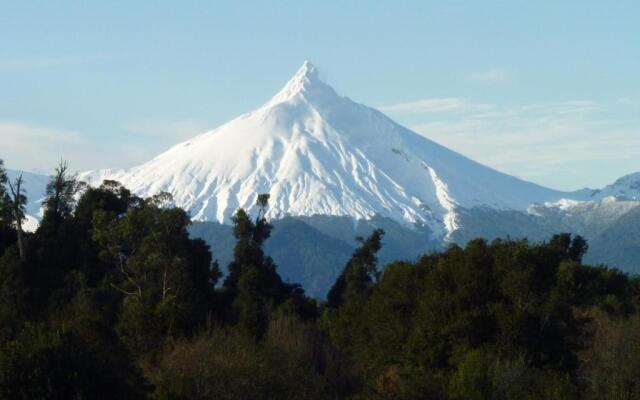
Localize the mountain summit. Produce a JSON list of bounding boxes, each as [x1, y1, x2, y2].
[[82, 62, 578, 239], [269, 60, 324, 103]]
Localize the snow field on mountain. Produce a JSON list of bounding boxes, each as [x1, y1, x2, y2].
[[80, 62, 640, 239]]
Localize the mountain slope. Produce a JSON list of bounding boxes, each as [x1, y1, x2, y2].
[[585, 206, 640, 273], [82, 61, 578, 239], [190, 215, 440, 298], [591, 172, 640, 201]]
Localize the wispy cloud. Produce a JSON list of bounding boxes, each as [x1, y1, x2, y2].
[[0, 121, 81, 143], [125, 119, 209, 140], [381, 98, 640, 189], [0, 121, 86, 173], [467, 67, 511, 85], [0, 121, 142, 174], [617, 97, 635, 106], [0, 117, 211, 175], [520, 100, 600, 115], [378, 97, 493, 114], [0, 54, 112, 71]]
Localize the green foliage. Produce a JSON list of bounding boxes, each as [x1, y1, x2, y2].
[[0, 324, 148, 400], [0, 160, 11, 227], [224, 197, 317, 339], [448, 348, 494, 400], [225, 207, 273, 291], [0, 159, 638, 400], [92, 191, 218, 355], [326, 228, 384, 309], [191, 218, 355, 298], [325, 228, 385, 362], [0, 247, 27, 335], [39, 160, 84, 235], [154, 315, 347, 400], [580, 311, 640, 400], [325, 234, 634, 399]]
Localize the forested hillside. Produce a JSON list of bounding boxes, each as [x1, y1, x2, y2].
[[1, 160, 639, 399]]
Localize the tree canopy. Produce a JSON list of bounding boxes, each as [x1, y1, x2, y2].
[[0, 158, 639, 399]]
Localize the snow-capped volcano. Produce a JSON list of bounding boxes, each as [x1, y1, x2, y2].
[[82, 61, 578, 238]]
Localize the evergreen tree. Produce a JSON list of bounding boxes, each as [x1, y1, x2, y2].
[[224, 196, 273, 293], [326, 228, 384, 309], [549, 233, 589, 263], [325, 229, 384, 358], [40, 160, 84, 235], [224, 194, 314, 338], [225, 195, 279, 338], [11, 162, 89, 320]]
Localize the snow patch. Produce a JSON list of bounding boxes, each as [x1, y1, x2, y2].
[[23, 214, 39, 233]]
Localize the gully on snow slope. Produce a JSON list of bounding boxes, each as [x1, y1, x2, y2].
[[81, 62, 626, 240]]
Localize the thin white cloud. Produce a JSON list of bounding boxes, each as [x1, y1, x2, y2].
[[0, 121, 81, 143], [617, 97, 635, 106], [379, 98, 493, 114], [0, 121, 141, 174], [0, 54, 113, 71], [379, 98, 470, 113], [468, 67, 511, 84], [382, 98, 640, 189], [0, 117, 211, 175], [126, 119, 209, 140], [519, 100, 600, 115]]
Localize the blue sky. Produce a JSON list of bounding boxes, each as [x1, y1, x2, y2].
[[1, 1, 638, 190]]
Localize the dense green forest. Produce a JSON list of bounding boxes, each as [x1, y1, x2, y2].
[[1, 160, 640, 399]]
